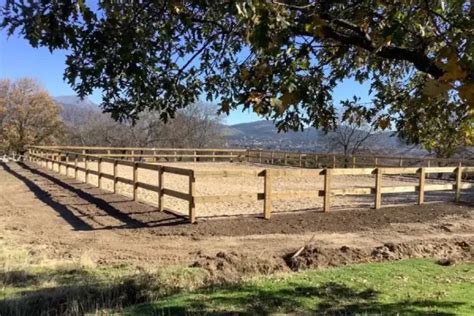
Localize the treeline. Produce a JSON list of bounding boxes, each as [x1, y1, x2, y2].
[[0, 78, 225, 154]]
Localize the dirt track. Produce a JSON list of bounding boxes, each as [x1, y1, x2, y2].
[[1, 162, 473, 270]]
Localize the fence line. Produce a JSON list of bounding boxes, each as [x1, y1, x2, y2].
[[26, 147, 474, 222]]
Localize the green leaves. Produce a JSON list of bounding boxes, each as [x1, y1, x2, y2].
[[1, 0, 472, 149]]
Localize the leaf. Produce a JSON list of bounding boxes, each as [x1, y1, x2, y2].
[[423, 79, 450, 98], [280, 90, 299, 107], [378, 117, 390, 130], [247, 91, 263, 103], [439, 51, 467, 82], [458, 83, 474, 105]]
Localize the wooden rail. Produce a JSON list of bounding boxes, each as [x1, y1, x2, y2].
[[26, 146, 474, 221], [28, 148, 196, 223], [247, 149, 473, 168]]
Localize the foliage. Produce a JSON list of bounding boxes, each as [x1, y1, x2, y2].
[[62, 102, 224, 148], [0, 78, 63, 154], [126, 259, 474, 315], [1, 1, 473, 149]]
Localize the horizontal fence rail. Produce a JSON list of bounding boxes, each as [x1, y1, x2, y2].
[[247, 149, 474, 168], [26, 146, 474, 222]]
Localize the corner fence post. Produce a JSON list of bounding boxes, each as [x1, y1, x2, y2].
[[158, 166, 164, 211], [375, 168, 383, 209], [455, 163, 462, 202], [133, 162, 138, 201], [189, 170, 196, 223], [418, 167, 425, 205], [323, 169, 331, 212], [263, 169, 272, 219]]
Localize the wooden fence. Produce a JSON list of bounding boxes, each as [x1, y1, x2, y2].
[[30, 146, 472, 167], [247, 149, 474, 168], [30, 146, 247, 162], [27, 146, 474, 223]]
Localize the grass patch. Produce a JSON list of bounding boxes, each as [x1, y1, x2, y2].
[[1, 239, 473, 315], [0, 238, 208, 315], [125, 259, 474, 315]]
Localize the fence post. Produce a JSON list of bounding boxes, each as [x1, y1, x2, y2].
[[399, 157, 403, 167], [133, 162, 138, 201], [74, 155, 78, 179], [85, 156, 89, 184], [323, 169, 331, 212], [212, 151, 216, 162], [374, 157, 378, 167], [352, 156, 356, 168], [418, 167, 425, 205], [299, 153, 302, 167], [194, 151, 197, 162], [158, 167, 164, 211], [263, 169, 272, 219], [455, 163, 462, 202], [189, 171, 196, 223], [271, 151, 274, 164], [65, 153, 69, 176], [284, 154, 288, 165], [374, 168, 383, 209], [332, 155, 336, 168], [113, 160, 118, 194], [98, 157, 102, 189]]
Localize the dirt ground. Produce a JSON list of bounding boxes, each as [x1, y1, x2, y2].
[[45, 160, 465, 217], [1, 161, 473, 273]]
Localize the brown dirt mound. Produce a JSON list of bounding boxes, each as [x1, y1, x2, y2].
[[191, 251, 288, 284], [189, 239, 473, 282], [286, 238, 473, 271]]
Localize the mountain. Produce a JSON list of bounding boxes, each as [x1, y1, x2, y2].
[[54, 95, 98, 110], [226, 120, 427, 155], [53, 97, 427, 156]]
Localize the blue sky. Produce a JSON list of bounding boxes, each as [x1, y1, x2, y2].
[[1, 29, 371, 125]]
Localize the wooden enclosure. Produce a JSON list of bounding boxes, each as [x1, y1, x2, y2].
[[27, 146, 474, 223]]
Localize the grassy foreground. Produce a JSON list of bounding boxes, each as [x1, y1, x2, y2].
[[125, 259, 474, 315], [1, 240, 473, 316]]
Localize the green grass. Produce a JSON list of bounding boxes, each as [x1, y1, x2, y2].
[[125, 259, 474, 315]]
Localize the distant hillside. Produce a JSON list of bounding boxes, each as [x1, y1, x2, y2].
[[226, 119, 428, 156], [54, 96, 98, 110], [53, 97, 428, 156]]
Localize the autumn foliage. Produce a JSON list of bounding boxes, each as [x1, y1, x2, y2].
[[0, 78, 63, 154]]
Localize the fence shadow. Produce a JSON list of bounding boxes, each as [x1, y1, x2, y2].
[[0, 270, 466, 316], [2, 162, 188, 230]]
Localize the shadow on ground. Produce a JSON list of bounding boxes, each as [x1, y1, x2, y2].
[[1, 273, 465, 316], [1, 162, 473, 237], [1, 162, 188, 231]]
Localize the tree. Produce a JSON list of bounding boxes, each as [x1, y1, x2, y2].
[[0, 78, 63, 154], [2, 1, 472, 148], [62, 102, 224, 148], [325, 98, 375, 166]]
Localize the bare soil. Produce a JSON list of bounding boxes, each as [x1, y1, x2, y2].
[[1, 162, 473, 276]]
